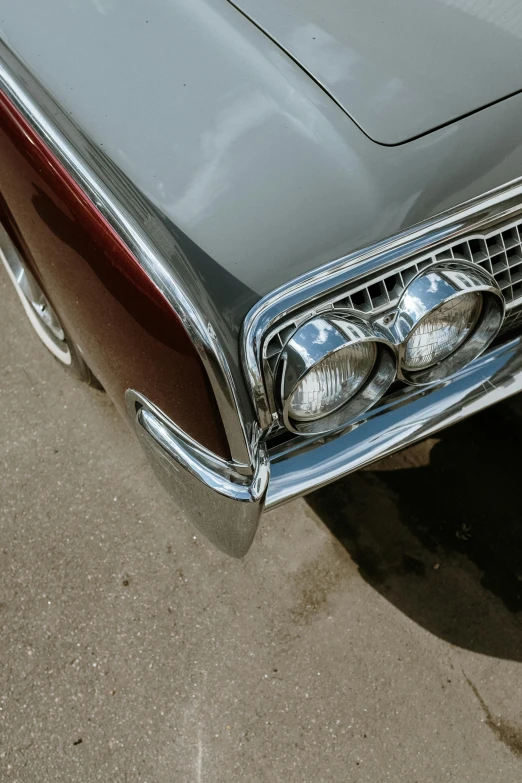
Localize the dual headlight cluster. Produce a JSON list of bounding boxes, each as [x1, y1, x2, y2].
[[275, 263, 504, 435]]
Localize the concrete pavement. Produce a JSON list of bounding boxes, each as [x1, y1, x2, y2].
[[2, 263, 522, 782]]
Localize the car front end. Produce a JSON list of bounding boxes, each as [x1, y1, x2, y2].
[[2, 0, 522, 556]]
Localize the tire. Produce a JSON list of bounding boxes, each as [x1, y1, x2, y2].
[[0, 224, 103, 388]]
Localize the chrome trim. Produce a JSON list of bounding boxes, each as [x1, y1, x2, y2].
[[0, 41, 254, 469], [269, 263, 503, 437], [126, 391, 269, 557], [277, 315, 395, 434], [379, 262, 504, 384], [266, 334, 522, 507], [242, 177, 522, 430]]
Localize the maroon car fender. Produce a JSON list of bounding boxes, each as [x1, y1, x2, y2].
[[0, 90, 230, 459]]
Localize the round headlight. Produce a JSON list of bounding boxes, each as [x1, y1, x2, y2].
[[277, 316, 396, 435], [390, 263, 504, 384], [288, 340, 377, 420], [403, 291, 482, 370]]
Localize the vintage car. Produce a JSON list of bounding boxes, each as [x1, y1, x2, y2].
[[2, 1, 522, 556]]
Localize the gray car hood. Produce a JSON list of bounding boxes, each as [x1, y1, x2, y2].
[[229, 0, 522, 145]]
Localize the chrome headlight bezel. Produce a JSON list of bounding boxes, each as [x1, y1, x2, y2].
[[380, 262, 505, 385], [242, 182, 522, 443], [270, 262, 505, 437], [275, 315, 396, 435]]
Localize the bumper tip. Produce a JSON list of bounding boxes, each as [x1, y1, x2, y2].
[[126, 390, 269, 557]]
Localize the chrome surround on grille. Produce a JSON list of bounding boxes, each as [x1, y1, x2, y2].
[[242, 177, 522, 432]]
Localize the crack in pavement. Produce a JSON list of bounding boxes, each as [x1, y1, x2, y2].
[[464, 673, 522, 758]]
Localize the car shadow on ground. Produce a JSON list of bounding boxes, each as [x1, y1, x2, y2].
[[307, 396, 522, 661]]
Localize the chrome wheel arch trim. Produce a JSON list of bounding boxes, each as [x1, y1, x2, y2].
[[0, 41, 256, 470], [242, 176, 522, 431]]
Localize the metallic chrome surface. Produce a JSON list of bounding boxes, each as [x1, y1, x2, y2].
[[126, 391, 269, 557], [266, 334, 522, 508], [0, 43, 254, 469], [243, 179, 522, 431], [0, 221, 71, 364], [4, 2, 522, 436], [6, 3, 522, 491], [277, 316, 395, 434], [282, 319, 374, 419], [381, 263, 504, 384], [266, 264, 503, 436], [228, 0, 522, 145]]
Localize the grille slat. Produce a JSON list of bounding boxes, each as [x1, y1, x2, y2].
[[325, 221, 522, 317], [262, 218, 522, 399]]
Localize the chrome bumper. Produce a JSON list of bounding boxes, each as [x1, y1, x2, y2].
[[126, 391, 269, 558], [266, 335, 522, 507], [128, 336, 522, 556]]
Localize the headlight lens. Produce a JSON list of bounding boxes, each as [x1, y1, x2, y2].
[[288, 341, 377, 420], [277, 316, 396, 435], [266, 263, 503, 438], [403, 292, 482, 370]]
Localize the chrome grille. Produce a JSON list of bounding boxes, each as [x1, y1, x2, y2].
[[263, 218, 522, 376]]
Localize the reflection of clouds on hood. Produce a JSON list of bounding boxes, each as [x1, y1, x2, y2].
[[287, 20, 404, 107], [437, 0, 522, 39], [288, 22, 356, 86], [88, 0, 114, 15], [172, 93, 275, 224]]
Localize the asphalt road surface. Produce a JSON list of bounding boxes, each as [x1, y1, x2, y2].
[[2, 262, 522, 782]]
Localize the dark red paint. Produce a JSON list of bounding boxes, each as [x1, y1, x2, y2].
[[0, 90, 230, 459]]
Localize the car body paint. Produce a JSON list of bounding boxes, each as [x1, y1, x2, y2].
[[2, 0, 522, 444], [0, 91, 230, 459], [229, 0, 522, 144]]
